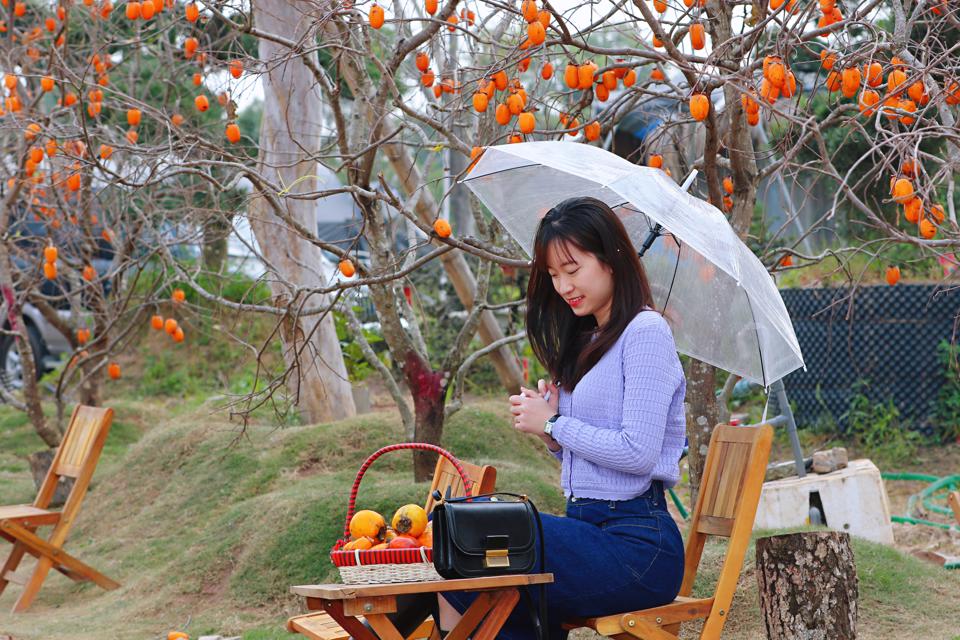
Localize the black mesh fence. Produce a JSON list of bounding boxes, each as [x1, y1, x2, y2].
[[778, 284, 960, 435]]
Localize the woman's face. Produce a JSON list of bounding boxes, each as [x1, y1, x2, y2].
[[545, 240, 615, 327]]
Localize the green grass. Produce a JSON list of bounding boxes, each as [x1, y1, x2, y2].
[[0, 398, 957, 640]]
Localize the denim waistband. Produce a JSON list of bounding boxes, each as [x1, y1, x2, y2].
[[568, 480, 665, 503]]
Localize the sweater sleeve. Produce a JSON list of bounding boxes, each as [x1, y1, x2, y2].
[[549, 319, 679, 475]]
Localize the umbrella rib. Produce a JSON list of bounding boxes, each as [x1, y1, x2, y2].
[[662, 236, 681, 313], [744, 290, 767, 388], [458, 162, 541, 183]]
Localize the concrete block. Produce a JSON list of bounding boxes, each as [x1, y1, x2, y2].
[[754, 458, 894, 545]]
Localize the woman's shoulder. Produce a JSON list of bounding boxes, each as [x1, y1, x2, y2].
[[625, 308, 671, 335]]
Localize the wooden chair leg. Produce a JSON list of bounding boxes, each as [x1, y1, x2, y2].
[[1, 521, 119, 590], [0, 540, 28, 597], [12, 556, 53, 612]]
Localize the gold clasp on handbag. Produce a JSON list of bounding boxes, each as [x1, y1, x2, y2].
[[484, 549, 510, 568]]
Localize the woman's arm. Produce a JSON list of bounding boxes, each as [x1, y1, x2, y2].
[[549, 320, 680, 475]]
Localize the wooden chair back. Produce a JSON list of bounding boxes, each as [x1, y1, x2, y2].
[[675, 423, 773, 637], [423, 455, 497, 515], [34, 405, 114, 544]]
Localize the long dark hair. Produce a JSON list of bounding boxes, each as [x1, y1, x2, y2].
[[526, 197, 655, 390]]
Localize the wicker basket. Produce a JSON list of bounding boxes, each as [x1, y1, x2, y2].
[[329, 443, 473, 584]]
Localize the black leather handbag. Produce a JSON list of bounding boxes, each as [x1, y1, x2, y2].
[[431, 491, 548, 639]]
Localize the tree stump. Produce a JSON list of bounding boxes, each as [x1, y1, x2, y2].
[[28, 449, 72, 507], [756, 531, 858, 640]]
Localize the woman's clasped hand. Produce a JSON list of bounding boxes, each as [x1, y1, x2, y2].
[[509, 378, 559, 435]]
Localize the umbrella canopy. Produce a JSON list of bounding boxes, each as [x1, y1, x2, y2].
[[460, 141, 804, 387]]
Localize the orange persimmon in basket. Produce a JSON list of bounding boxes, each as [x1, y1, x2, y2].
[[392, 504, 428, 538], [349, 510, 386, 541]]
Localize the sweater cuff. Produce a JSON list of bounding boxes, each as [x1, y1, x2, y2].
[[551, 416, 570, 446]]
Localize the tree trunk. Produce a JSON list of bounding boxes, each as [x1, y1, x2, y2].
[[756, 532, 859, 640], [684, 358, 718, 505], [250, 0, 355, 424], [403, 351, 447, 482]]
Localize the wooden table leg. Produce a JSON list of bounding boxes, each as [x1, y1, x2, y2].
[[472, 588, 520, 640], [445, 592, 496, 640], [322, 599, 378, 640], [365, 614, 405, 640]]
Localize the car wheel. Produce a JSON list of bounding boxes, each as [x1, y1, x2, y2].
[[0, 323, 45, 392]]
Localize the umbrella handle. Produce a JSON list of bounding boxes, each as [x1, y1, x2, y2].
[[681, 169, 698, 191]]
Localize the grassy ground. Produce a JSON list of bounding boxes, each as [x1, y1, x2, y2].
[[0, 396, 958, 640]]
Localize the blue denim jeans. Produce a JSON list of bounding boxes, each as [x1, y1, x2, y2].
[[443, 482, 684, 640]]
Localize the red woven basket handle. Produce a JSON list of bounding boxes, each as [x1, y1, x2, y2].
[[341, 443, 472, 539]]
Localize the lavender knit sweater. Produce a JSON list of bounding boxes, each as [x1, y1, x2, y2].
[[548, 309, 686, 500]]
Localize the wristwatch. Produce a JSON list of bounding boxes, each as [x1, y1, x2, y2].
[[543, 413, 560, 436]]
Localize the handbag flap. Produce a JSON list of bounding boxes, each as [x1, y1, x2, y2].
[[442, 500, 535, 557]]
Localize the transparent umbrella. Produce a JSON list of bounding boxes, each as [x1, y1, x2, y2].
[[460, 141, 804, 387]]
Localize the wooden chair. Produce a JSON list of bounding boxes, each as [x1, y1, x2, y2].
[[564, 423, 773, 639], [288, 453, 497, 640], [0, 405, 120, 612]]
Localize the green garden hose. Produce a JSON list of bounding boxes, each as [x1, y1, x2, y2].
[[883, 473, 960, 568]]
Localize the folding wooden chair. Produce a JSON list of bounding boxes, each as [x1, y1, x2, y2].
[[288, 454, 497, 640], [0, 405, 120, 612], [564, 423, 773, 639]]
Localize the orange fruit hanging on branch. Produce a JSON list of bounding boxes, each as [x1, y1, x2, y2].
[[689, 22, 705, 50], [434, 218, 452, 237], [472, 92, 488, 113], [891, 178, 914, 203], [194, 94, 209, 112], [689, 93, 709, 121], [185, 1, 198, 21], [339, 259, 356, 277], [172, 288, 186, 303], [527, 20, 545, 46], [415, 52, 429, 72], [225, 122, 241, 143], [125, 1, 141, 19], [647, 154, 663, 169], [904, 197, 922, 223], [885, 265, 900, 285], [518, 111, 535, 134], [584, 120, 601, 141], [564, 63, 579, 89], [151, 315, 164, 330], [230, 59, 243, 79], [369, 3, 384, 28], [858, 89, 879, 116], [108, 362, 121, 380]]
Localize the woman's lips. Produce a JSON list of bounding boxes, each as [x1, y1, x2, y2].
[[567, 295, 584, 308]]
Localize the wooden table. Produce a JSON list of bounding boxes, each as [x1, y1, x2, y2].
[[291, 574, 553, 640]]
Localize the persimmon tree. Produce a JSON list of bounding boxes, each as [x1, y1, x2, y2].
[[9, 0, 957, 493]]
